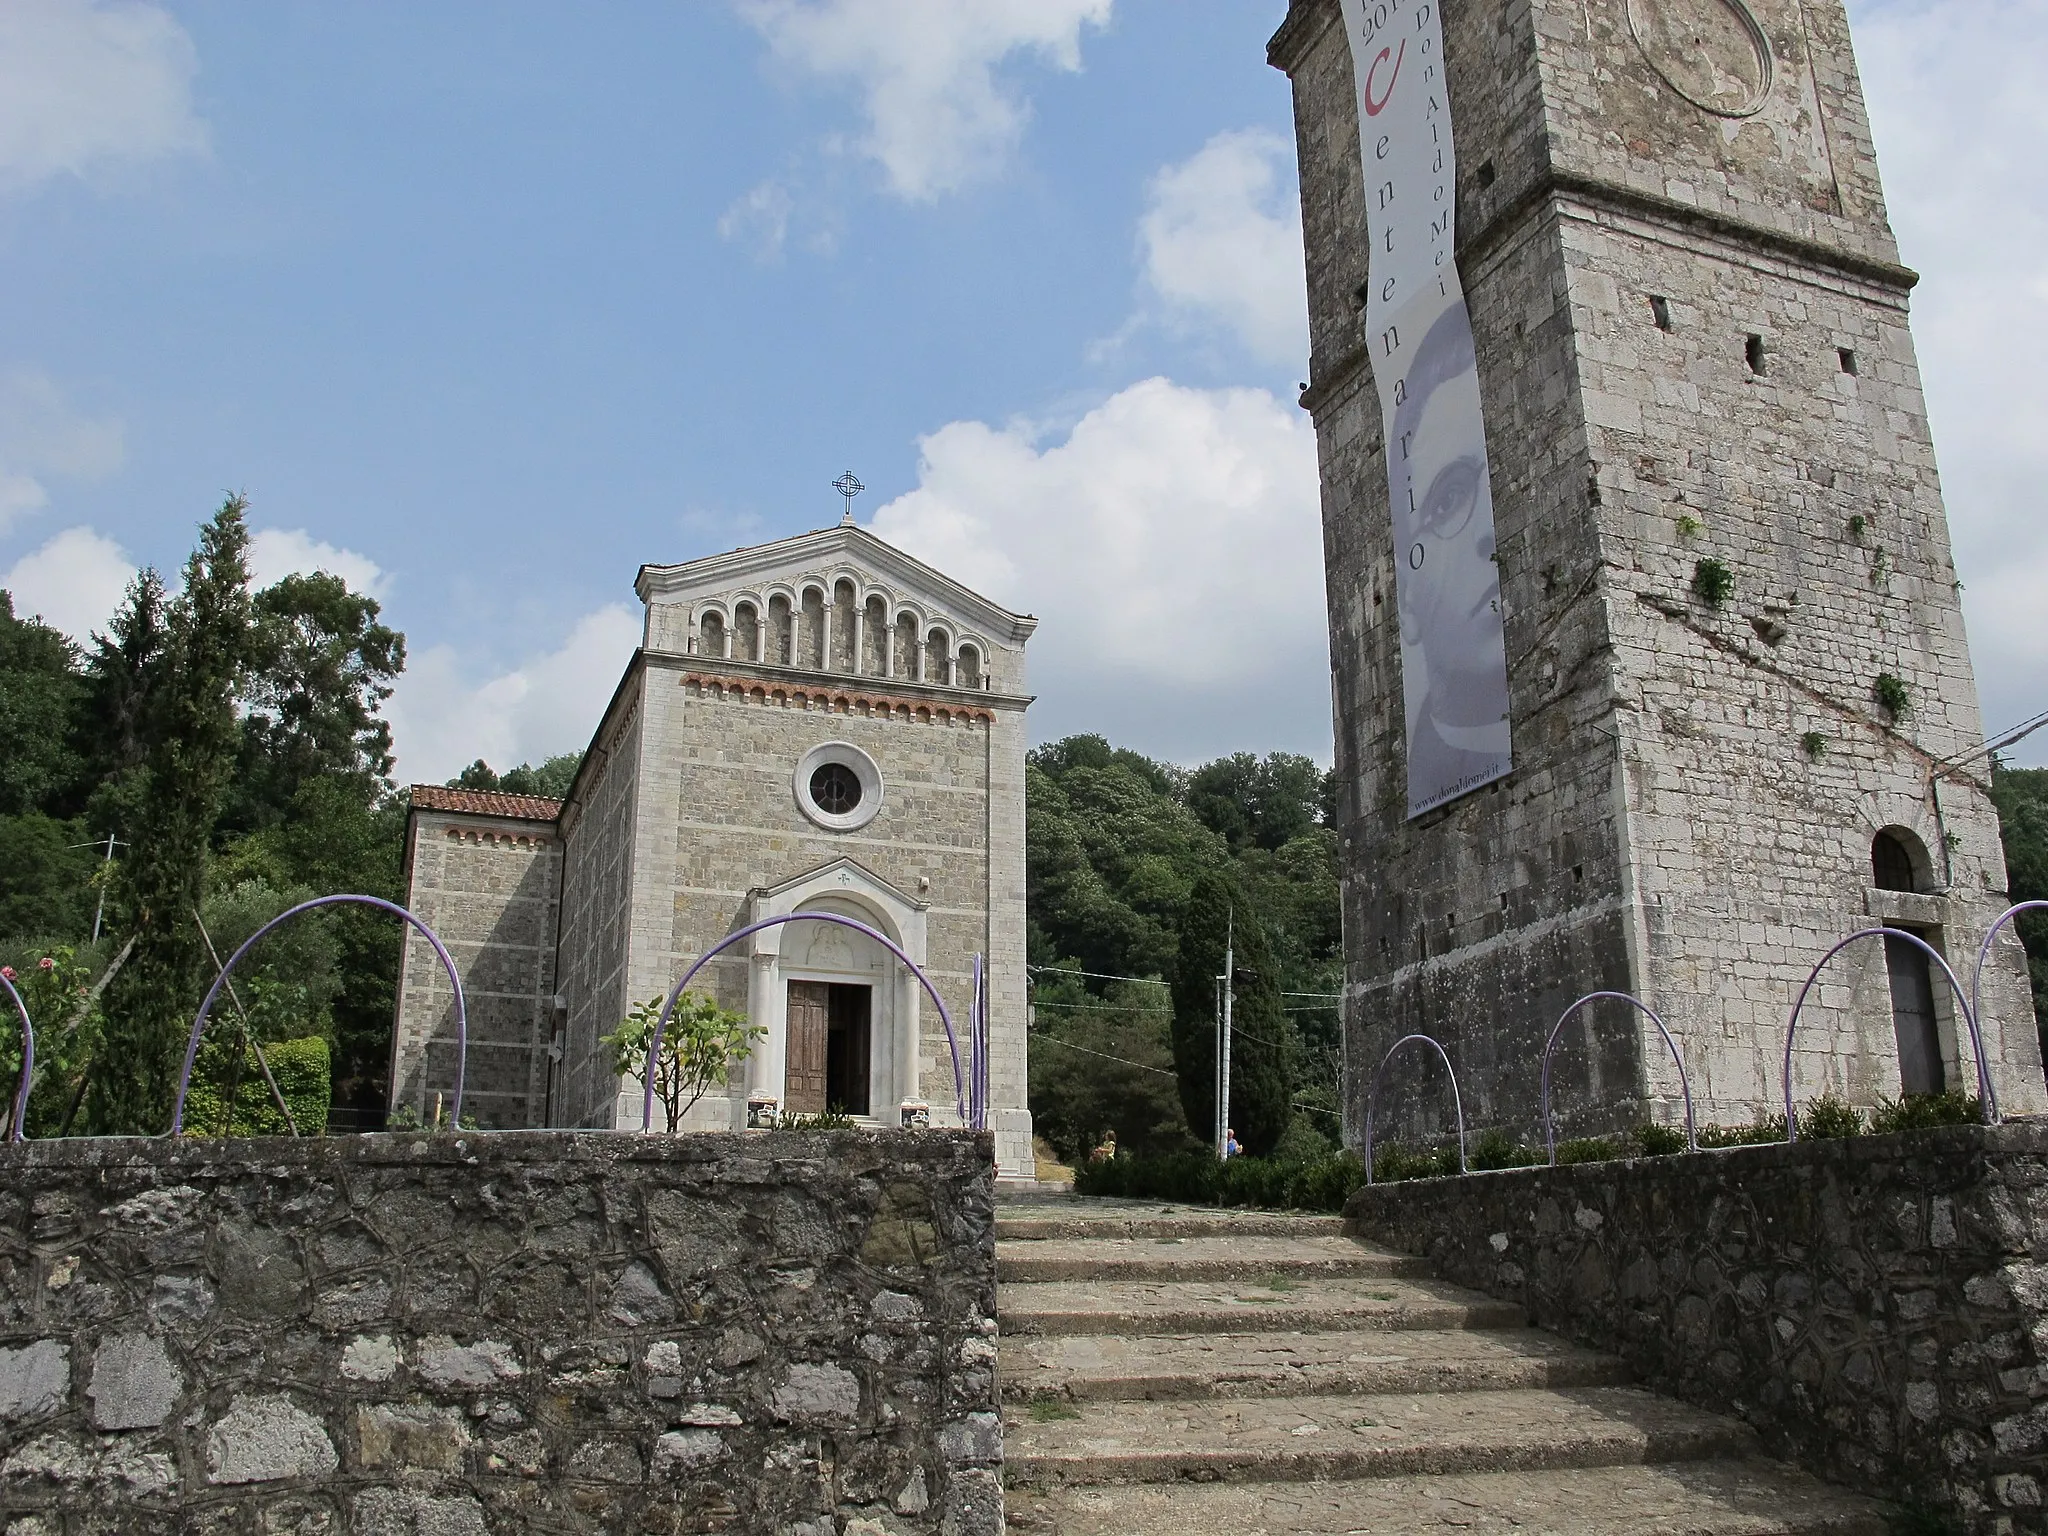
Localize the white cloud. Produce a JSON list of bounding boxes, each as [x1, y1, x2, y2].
[[1139, 129, 1308, 370], [248, 527, 388, 599], [718, 179, 796, 261], [0, 0, 206, 191], [736, 0, 1111, 201], [2, 526, 136, 642], [869, 377, 1329, 758], [1850, 0, 2048, 762], [384, 605, 642, 786], [0, 369, 125, 536]]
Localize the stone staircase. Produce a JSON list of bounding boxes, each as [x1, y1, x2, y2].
[[995, 1197, 1891, 1535]]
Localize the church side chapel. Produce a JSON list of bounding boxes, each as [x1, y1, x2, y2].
[[384, 503, 1038, 1179]]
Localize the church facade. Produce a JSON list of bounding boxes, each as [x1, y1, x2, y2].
[[385, 521, 1037, 1178]]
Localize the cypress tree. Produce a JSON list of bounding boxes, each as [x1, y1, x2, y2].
[[1170, 869, 1294, 1157], [86, 498, 252, 1134]]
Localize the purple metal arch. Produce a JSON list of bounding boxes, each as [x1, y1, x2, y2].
[[3, 972, 31, 1144], [642, 911, 963, 1131], [173, 895, 467, 1136], [1783, 925, 1991, 1141], [969, 954, 987, 1132], [1974, 902, 2048, 1051], [1362, 1033, 1467, 1186], [1540, 991, 1696, 1163]]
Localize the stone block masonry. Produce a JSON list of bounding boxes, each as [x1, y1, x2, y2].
[[0, 1129, 1000, 1533], [1346, 1122, 2048, 1533]]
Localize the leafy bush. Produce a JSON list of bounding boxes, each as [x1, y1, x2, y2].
[[1371, 1142, 1460, 1183], [1698, 1113, 1787, 1147], [1869, 1090, 1980, 1135], [1633, 1122, 1688, 1156], [1556, 1135, 1621, 1165], [780, 1109, 858, 1130], [1073, 1148, 1367, 1212], [183, 1036, 330, 1136], [1799, 1094, 1865, 1139], [1872, 672, 1911, 720], [603, 991, 762, 1131], [1692, 557, 1736, 607], [1468, 1127, 1543, 1170]]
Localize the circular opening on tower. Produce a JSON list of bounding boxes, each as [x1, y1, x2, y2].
[[809, 762, 863, 816], [794, 742, 884, 831]]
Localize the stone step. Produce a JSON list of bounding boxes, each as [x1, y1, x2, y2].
[[997, 1274, 1522, 1337], [1006, 1460, 1894, 1534], [995, 1201, 1350, 1243], [999, 1325, 1630, 1403], [996, 1232, 1427, 1284], [1001, 1384, 1757, 1490]]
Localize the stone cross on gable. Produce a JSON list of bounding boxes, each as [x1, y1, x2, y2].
[[833, 471, 864, 526]]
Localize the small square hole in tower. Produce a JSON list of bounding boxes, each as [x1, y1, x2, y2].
[[1649, 295, 1673, 332], [1838, 348, 1859, 375], [1476, 159, 1496, 189], [1746, 334, 1767, 375]]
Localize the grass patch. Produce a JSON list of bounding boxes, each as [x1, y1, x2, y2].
[[1027, 1399, 1082, 1423]]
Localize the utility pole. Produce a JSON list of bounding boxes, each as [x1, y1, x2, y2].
[[1217, 908, 1234, 1161], [69, 832, 124, 944]]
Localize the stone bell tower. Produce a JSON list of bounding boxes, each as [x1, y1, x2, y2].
[[1269, 0, 2046, 1140]]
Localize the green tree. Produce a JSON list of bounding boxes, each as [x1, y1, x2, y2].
[[226, 572, 405, 835], [1026, 968, 1191, 1162], [1169, 870, 1294, 1157], [0, 594, 85, 818], [603, 991, 762, 1130], [447, 754, 581, 798], [86, 497, 253, 1134], [1991, 763, 2048, 1054], [1186, 751, 1329, 852]]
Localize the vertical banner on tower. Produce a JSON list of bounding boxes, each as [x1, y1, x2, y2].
[[1339, 0, 1513, 818]]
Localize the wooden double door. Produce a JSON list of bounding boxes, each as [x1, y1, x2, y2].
[[785, 981, 873, 1116]]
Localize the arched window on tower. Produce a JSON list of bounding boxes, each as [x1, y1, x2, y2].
[[832, 580, 858, 672], [733, 602, 759, 663], [1872, 828, 1944, 1095], [924, 628, 951, 686], [957, 644, 983, 689], [801, 588, 827, 669], [699, 609, 726, 659], [894, 613, 920, 681], [768, 594, 794, 666], [864, 595, 889, 676], [1872, 830, 1920, 892]]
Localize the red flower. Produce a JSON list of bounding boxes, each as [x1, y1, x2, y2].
[[37, 956, 54, 970], [0, 967, 13, 982]]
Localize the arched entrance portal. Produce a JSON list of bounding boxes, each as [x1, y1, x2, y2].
[[744, 859, 929, 1125]]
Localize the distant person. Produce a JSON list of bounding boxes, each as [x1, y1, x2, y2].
[[1225, 1127, 1241, 1158], [1089, 1129, 1118, 1164]]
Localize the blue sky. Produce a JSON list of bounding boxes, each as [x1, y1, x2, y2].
[[2, 0, 2043, 781]]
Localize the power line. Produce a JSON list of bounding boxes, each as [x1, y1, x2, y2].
[[1030, 1034, 1177, 1076], [1032, 1000, 1169, 1014], [1027, 964, 1170, 988]]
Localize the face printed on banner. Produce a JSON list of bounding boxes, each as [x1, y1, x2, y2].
[[1395, 308, 1500, 694], [1387, 297, 1512, 812]]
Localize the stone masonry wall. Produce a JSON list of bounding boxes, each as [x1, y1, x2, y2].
[[392, 814, 562, 1130], [1347, 1123, 2048, 1533], [555, 677, 645, 1130], [0, 1129, 1000, 1534], [1271, 0, 2044, 1144], [644, 662, 1005, 1123]]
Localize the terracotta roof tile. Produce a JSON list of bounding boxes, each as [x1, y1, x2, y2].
[[409, 784, 564, 822]]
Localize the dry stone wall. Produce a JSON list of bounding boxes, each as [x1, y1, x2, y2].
[[0, 1129, 999, 1534], [1346, 1123, 2048, 1533]]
